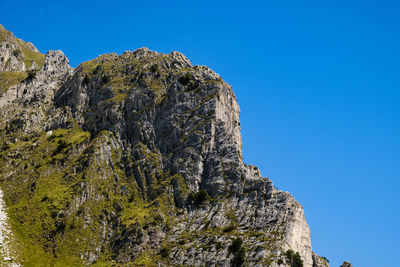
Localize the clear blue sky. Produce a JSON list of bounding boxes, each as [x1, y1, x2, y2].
[[2, 0, 399, 266]]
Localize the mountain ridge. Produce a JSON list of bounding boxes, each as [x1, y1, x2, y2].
[[0, 24, 345, 267]]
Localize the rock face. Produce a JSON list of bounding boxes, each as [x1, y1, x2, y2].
[[0, 25, 329, 266]]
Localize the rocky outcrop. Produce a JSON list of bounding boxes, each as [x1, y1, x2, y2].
[[0, 25, 331, 266], [312, 253, 329, 267], [0, 50, 71, 106], [0, 24, 43, 73], [339, 261, 353, 267]]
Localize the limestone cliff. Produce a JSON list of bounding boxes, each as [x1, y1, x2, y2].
[[0, 25, 330, 267]]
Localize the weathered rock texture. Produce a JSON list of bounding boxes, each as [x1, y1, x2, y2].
[[0, 25, 329, 266]]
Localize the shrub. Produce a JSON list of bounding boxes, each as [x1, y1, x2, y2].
[[153, 214, 164, 223], [12, 49, 21, 57], [101, 75, 110, 83], [178, 72, 199, 91], [149, 214, 163, 226], [232, 247, 245, 267], [52, 140, 68, 155], [1, 143, 10, 150], [229, 238, 245, 267], [188, 189, 209, 206], [228, 238, 243, 255], [6, 117, 25, 133], [160, 247, 169, 258], [321, 256, 329, 263], [292, 253, 303, 267], [26, 68, 38, 80], [82, 75, 90, 86], [223, 225, 236, 233], [178, 72, 193, 85], [150, 64, 158, 73], [285, 249, 303, 267]]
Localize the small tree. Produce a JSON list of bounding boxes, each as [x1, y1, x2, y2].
[[150, 64, 158, 73], [178, 72, 193, 85], [229, 238, 245, 267], [285, 249, 303, 267], [12, 49, 21, 57], [188, 189, 209, 206], [26, 68, 38, 80], [160, 247, 169, 258]]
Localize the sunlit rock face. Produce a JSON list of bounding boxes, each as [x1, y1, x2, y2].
[[0, 24, 326, 267]]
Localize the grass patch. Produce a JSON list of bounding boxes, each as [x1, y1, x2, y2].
[[133, 252, 158, 266], [16, 39, 45, 69], [0, 71, 27, 93], [0, 126, 93, 265], [0, 24, 12, 43]]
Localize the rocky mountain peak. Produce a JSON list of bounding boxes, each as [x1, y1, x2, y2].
[[0, 25, 334, 267], [41, 50, 71, 76]]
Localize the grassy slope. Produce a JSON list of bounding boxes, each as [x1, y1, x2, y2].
[[0, 122, 186, 265]]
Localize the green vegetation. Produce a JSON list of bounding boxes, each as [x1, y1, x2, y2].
[[178, 72, 194, 85], [0, 118, 190, 265], [0, 126, 92, 265], [0, 25, 45, 66], [133, 252, 158, 266], [228, 238, 243, 255], [0, 71, 27, 92], [0, 25, 45, 92], [179, 72, 199, 91], [188, 189, 209, 206], [80, 55, 130, 102], [120, 198, 161, 226], [229, 238, 246, 267], [160, 247, 169, 258], [79, 53, 169, 103], [16, 39, 45, 69], [149, 64, 158, 73], [0, 24, 12, 43], [321, 256, 329, 263], [222, 224, 236, 233], [26, 68, 38, 80], [285, 249, 303, 267], [12, 49, 21, 57]]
